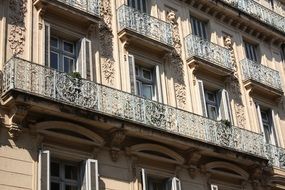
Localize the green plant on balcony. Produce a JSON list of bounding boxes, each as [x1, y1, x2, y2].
[[220, 119, 231, 127]]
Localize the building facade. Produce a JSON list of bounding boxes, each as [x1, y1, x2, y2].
[[0, 0, 285, 189]]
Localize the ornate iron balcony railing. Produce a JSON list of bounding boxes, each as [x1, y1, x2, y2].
[[265, 144, 285, 169], [2, 57, 264, 158], [117, 5, 173, 46], [56, 0, 100, 16], [221, 0, 285, 33], [185, 34, 233, 71], [240, 58, 282, 90]]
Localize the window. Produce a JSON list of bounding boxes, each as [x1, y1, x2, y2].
[[205, 90, 219, 120], [50, 160, 79, 190], [141, 169, 181, 190], [197, 80, 232, 122], [50, 36, 76, 73], [190, 16, 207, 40], [45, 23, 94, 80], [128, 54, 161, 101], [128, 0, 147, 12], [244, 41, 258, 62], [39, 150, 99, 190], [256, 105, 277, 145]]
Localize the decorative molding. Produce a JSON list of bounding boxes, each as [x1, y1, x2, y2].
[[8, 124, 23, 140], [109, 129, 126, 162], [8, 0, 27, 55], [224, 35, 246, 129], [167, 11, 186, 109], [99, 0, 115, 85]]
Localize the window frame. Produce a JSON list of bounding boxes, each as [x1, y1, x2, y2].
[[128, 0, 148, 13], [190, 15, 208, 40], [244, 41, 258, 63]]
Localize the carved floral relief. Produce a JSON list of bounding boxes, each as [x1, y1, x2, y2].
[[8, 0, 27, 56]]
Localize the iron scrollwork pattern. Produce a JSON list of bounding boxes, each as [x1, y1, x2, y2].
[[241, 58, 282, 90], [117, 5, 173, 46], [185, 34, 233, 71], [57, 0, 100, 16], [4, 57, 281, 167]]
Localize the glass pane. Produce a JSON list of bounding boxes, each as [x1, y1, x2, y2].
[[63, 41, 74, 54], [142, 84, 152, 99], [261, 111, 269, 122], [136, 81, 141, 95], [208, 105, 218, 120], [51, 37, 58, 48], [65, 185, 77, 190], [65, 165, 77, 180], [135, 66, 139, 76], [207, 92, 215, 102], [142, 69, 152, 80], [50, 52, 59, 70], [64, 57, 75, 73], [51, 162, 60, 177], [263, 124, 271, 143], [51, 182, 60, 190]]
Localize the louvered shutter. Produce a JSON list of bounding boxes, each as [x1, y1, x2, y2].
[[44, 23, 50, 67], [197, 80, 207, 117], [128, 54, 136, 94], [39, 150, 50, 190], [171, 177, 181, 190], [141, 168, 147, 190], [85, 159, 99, 190], [218, 89, 233, 122], [270, 109, 278, 145], [155, 65, 162, 102], [77, 38, 93, 79]]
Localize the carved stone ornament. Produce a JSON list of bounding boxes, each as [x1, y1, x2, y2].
[[224, 35, 246, 129], [109, 129, 126, 162], [8, 0, 27, 55], [167, 10, 186, 109], [8, 124, 23, 140], [99, 0, 115, 85], [110, 148, 120, 162]]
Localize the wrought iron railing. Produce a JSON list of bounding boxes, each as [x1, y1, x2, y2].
[[185, 34, 233, 71], [265, 144, 285, 169], [56, 0, 100, 16], [240, 58, 282, 91], [117, 5, 173, 46], [221, 0, 285, 33]]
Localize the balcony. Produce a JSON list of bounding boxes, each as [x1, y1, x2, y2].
[[221, 0, 285, 34], [34, 0, 100, 22], [117, 5, 173, 53], [240, 58, 283, 98], [2, 57, 265, 159], [185, 34, 234, 77], [265, 144, 285, 169]]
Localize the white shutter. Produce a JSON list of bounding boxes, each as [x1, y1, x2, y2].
[[44, 23, 50, 67], [39, 150, 50, 190], [211, 184, 218, 190], [171, 177, 181, 190], [141, 168, 147, 190], [218, 89, 233, 122], [155, 65, 162, 102], [128, 54, 137, 94], [197, 80, 207, 117], [271, 109, 278, 146], [77, 38, 93, 79], [85, 159, 99, 190], [256, 103, 263, 131]]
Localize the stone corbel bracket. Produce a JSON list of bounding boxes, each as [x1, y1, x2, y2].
[[8, 104, 30, 140], [109, 129, 126, 162]]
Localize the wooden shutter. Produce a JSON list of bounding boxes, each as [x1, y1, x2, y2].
[[39, 150, 50, 190], [218, 89, 233, 122], [85, 159, 99, 190], [77, 38, 93, 80], [44, 23, 50, 67], [256, 103, 263, 130], [141, 168, 147, 190], [155, 65, 162, 102], [171, 177, 181, 190], [197, 80, 207, 117], [270, 109, 278, 146], [128, 54, 136, 94]]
